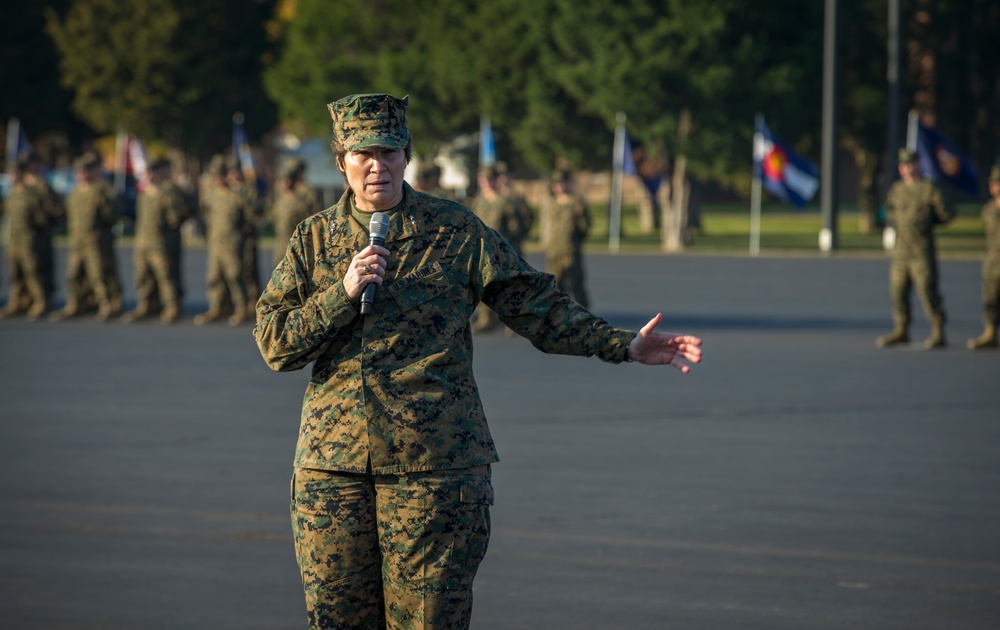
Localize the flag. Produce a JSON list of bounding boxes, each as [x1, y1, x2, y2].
[[127, 135, 149, 191], [622, 132, 638, 177], [233, 112, 265, 194], [753, 118, 820, 208], [915, 123, 979, 196], [479, 116, 495, 167], [5, 118, 33, 175]]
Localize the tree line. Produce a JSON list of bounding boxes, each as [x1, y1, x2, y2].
[[3, 0, 998, 214]]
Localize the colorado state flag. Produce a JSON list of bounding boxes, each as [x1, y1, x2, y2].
[[916, 123, 979, 197], [753, 118, 820, 208]]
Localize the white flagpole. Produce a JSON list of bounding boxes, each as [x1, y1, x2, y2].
[[750, 113, 763, 256], [609, 111, 626, 253], [905, 109, 918, 150]]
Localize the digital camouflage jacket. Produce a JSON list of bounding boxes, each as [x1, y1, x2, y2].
[[255, 183, 633, 474]]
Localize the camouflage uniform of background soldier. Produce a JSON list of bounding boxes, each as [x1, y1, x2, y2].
[[122, 158, 190, 324], [414, 163, 454, 200], [876, 148, 955, 349], [225, 158, 264, 311], [967, 166, 1000, 349], [0, 155, 63, 320], [270, 157, 322, 268], [470, 164, 535, 333], [254, 93, 702, 630], [51, 152, 123, 322], [193, 155, 256, 326], [546, 168, 592, 309]]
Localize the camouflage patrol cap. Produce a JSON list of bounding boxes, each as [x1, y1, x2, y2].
[[989, 165, 1000, 183], [478, 165, 498, 180], [73, 152, 101, 171], [549, 168, 571, 183], [327, 93, 410, 152], [897, 148, 919, 164], [280, 157, 305, 179]]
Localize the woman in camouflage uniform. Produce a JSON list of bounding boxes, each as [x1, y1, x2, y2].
[[254, 93, 702, 630]]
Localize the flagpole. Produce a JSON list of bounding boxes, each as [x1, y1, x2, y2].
[[905, 109, 918, 150], [750, 114, 763, 256], [5, 118, 19, 178], [609, 111, 626, 253]]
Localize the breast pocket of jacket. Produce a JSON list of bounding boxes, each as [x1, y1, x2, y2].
[[386, 263, 451, 313]]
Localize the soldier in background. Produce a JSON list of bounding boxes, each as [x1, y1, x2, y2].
[[193, 155, 255, 326], [0, 155, 63, 319], [270, 157, 321, 268], [226, 157, 264, 311], [414, 163, 453, 200], [876, 148, 955, 349], [967, 166, 1000, 350], [494, 161, 535, 256], [546, 167, 591, 309], [51, 152, 122, 322], [470, 164, 535, 332], [122, 158, 189, 324]]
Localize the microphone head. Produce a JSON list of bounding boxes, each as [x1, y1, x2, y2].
[[369, 212, 390, 240]]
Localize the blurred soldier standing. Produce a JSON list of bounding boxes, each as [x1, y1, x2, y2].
[[194, 155, 255, 326], [122, 158, 189, 324], [470, 165, 535, 332], [270, 158, 321, 268], [876, 148, 955, 349], [967, 166, 1000, 349], [0, 155, 62, 319], [546, 168, 591, 309], [26, 154, 65, 303], [495, 161, 535, 255], [226, 157, 264, 311], [414, 163, 453, 200], [51, 152, 122, 322]]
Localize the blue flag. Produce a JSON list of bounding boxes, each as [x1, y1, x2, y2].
[[753, 118, 820, 208], [232, 113, 266, 196], [622, 132, 638, 177], [479, 117, 495, 167], [916, 123, 979, 197]]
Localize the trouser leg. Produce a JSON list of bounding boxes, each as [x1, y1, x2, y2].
[[889, 262, 912, 330], [377, 466, 493, 630], [291, 469, 385, 630]]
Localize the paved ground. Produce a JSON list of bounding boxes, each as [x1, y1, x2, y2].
[[1, 245, 998, 629]]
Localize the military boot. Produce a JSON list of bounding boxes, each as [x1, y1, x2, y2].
[[876, 327, 909, 348], [966, 324, 998, 350], [924, 321, 947, 349], [26, 300, 50, 322], [227, 304, 249, 326], [49, 301, 81, 322], [0, 301, 24, 319], [121, 302, 153, 324], [160, 302, 180, 325], [194, 308, 223, 326]]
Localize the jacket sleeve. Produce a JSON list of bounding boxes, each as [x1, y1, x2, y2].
[[253, 224, 359, 372], [478, 228, 631, 363]]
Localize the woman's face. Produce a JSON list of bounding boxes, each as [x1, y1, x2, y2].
[[341, 147, 406, 212]]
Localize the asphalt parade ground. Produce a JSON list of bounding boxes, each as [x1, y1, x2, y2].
[[1, 245, 998, 630]]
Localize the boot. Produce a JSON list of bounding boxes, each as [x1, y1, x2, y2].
[[26, 300, 50, 322], [194, 308, 223, 326], [49, 301, 81, 322], [95, 300, 120, 323], [227, 304, 249, 326], [160, 302, 180, 325], [876, 327, 909, 348], [121, 302, 153, 324], [924, 321, 947, 349], [967, 324, 998, 350], [0, 301, 24, 319]]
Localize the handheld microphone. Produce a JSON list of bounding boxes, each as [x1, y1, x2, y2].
[[360, 212, 390, 315]]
